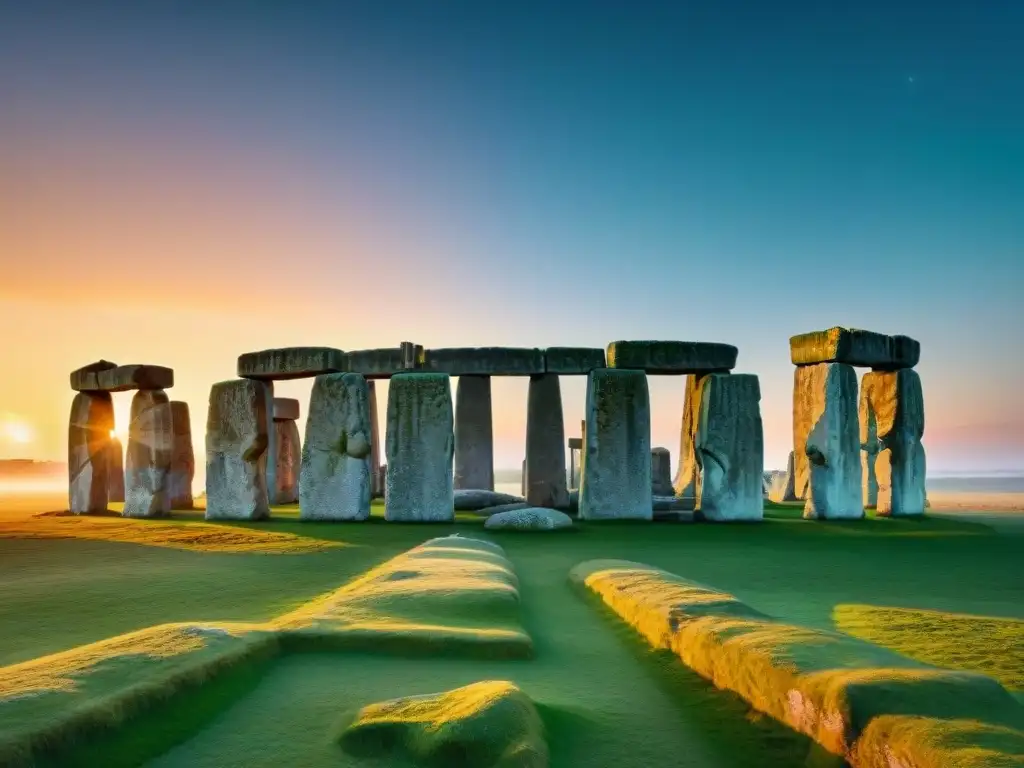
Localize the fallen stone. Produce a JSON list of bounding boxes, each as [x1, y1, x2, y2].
[[525, 374, 569, 509], [485, 506, 573, 531], [107, 436, 125, 503], [454, 489, 525, 511], [790, 327, 920, 369], [470, 501, 532, 517], [237, 347, 345, 380], [274, 418, 301, 504], [123, 390, 174, 518], [272, 397, 300, 421], [673, 374, 713, 498], [795, 363, 862, 519], [579, 369, 652, 520], [454, 375, 494, 490], [861, 369, 926, 516], [205, 379, 271, 520], [422, 347, 545, 376], [767, 451, 799, 503], [653, 495, 695, 512], [606, 340, 737, 374], [651, 447, 673, 496], [167, 401, 195, 510], [694, 373, 764, 522], [69, 360, 117, 392], [67, 392, 115, 514], [544, 347, 606, 375], [385, 372, 454, 522], [368, 381, 382, 497], [300, 373, 372, 521], [345, 347, 405, 379]]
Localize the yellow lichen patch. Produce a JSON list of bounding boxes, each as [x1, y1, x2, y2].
[[338, 680, 548, 767], [835, 604, 1024, 691], [0, 515, 342, 553]]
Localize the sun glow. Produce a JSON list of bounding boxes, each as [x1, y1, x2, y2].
[[1, 416, 35, 445], [112, 399, 132, 441]]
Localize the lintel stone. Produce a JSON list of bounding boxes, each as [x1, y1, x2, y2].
[[789, 327, 920, 369], [422, 347, 544, 376], [345, 347, 407, 379], [606, 341, 738, 374], [237, 347, 345, 380], [72, 362, 173, 392], [70, 360, 117, 391], [544, 347, 606, 374], [273, 397, 300, 421]]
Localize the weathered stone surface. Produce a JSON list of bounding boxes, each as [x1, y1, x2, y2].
[[651, 447, 673, 496], [544, 347, 606, 375], [454, 489, 525, 511], [471, 501, 531, 517], [367, 381, 382, 497], [385, 372, 454, 522], [72, 362, 174, 392], [525, 374, 569, 509], [272, 397, 300, 421], [790, 327, 920, 369], [237, 347, 345, 381], [258, 382, 277, 512], [606, 341, 737, 374], [579, 369, 652, 520], [484, 506, 573, 531], [653, 495, 695, 513], [345, 348, 405, 379], [70, 360, 117, 392], [422, 347, 545, 376], [400, 341, 423, 370], [860, 375, 880, 508], [794, 363, 862, 519], [123, 390, 174, 518], [767, 451, 799, 503], [107, 436, 125, 503], [274, 418, 301, 504], [299, 373, 372, 521], [673, 374, 713, 499], [454, 375, 494, 490], [167, 401, 195, 510], [861, 369, 926, 516], [694, 374, 764, 522], [205, 379, 270, 520], [68, 392, 114, 514]]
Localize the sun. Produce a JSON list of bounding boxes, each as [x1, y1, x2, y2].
[[1, 417, 34, 445]]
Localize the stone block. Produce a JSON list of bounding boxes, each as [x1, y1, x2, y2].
[[694, 373, 764, 521], [579, 368, 652, 520], [525, 373, 569, 509], [606, 341, 737, 374], [205, 379, 270, 520], [72, 362, 174, 392], [400, 341, 423, 369], [861, 369, 926, 516], [237, 347, 345, 380], [167, 401, 195, 510], [123, 390, 174, 518], [69, 360, 117, 392], [107, 437, 125, 503], [67, 392, 114, 514], [274, 418, 301, 504], [454, 489, 525, 511], [651, 447, 673, 496], [300, 373, 372, 520], [385, 372, 454, 522], [454, 375, 494, 491], [767, 451, 798, 503], [272, 397, 300, 421], [484, 507, 573, 531], [422, 347, 544, 376], [790, 327, 920, 369], [544, 347, 606, 374], [346, 348, 406, 379], [673, 374, 714, 499], [368, 381, 382, 497]]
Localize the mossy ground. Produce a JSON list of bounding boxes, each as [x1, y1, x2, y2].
[[0, 493, 1022, 766]]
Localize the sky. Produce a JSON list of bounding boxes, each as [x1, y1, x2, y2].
[[1, 0, 1022, 481]]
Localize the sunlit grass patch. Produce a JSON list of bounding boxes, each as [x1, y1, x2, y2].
[[853, 715, 1024, 768], [834, 604, 1024, 691]]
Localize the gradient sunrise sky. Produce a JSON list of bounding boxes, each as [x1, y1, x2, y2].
[[1, 1, 1022, 478]]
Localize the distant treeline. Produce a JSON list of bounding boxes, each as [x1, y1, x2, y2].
[[494, 468, 523, 484], [0, 460, 64, 477]]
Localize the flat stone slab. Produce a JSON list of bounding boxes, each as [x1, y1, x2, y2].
[[453, 489, 525, 511], [652, 495, 694, 512], [544, 347, 606, 374], [484, 506, 573, 531], [470, 501, 532, 517], [69, 360, 117, 391], [272, 398, 300, 421], [606, 341, 738, 374], [345, 347, 407, 379], [72, 363, 174, 392], [790, 327, 920, 369], [422, 347, 545, 376], [237, 347, 345, 380]]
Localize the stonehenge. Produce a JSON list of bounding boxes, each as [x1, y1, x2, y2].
[[123, 390, 174, 518], [68, 391, 114, 514], [524, 373, 569, 509], [205, 378, 270, 521], [454, 375, 494, 491], [168, 401, 195, 510]]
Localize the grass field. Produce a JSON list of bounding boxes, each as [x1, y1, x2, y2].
[[1, 492, 1022, 767]]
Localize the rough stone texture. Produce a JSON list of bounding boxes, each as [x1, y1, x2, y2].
[[258, 382, 277, 512], [345, 348, 406, 379], [107, 436, 125, 503], [422, 347, 545, 376], [860, 376, 880, 508], [861, 369, 927, 516], [205, 379, 270, 521], [653, 495, 696, 513], [579, 369, 652, 520], [168, 401, 195, 510], [123, 390, 174, 518], [72, 362, 174, 392], [70, 360, 117, 392], [454, 489, 525, 511], [651, 447, 673, 496], [790, 327, 920, 370], [767, 451, 799, 503], [454, 375, 494, 491], [400, 341, 423, 370], [606, 341, 737, 374], [68, 392, 114, 514], [694, 373, 764, 522], [525, 374, 569, 509], [794, 363, 862, 520], [484, 506, 573, 531], [299, 373, 372, 521], [272, 397, 300, 421], [367, 381, 382, 497], [237, 347, 345, 381], [471, 501, 532, 517], [520, 459, 526, 496], [274, 418, 301, 504], [385, 373, 454, 522], [673, 374, 713, 499], [544, 347, 606, 375]]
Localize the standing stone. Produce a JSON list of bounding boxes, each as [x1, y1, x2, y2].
[[107, 437, 125, 503], [859, 379, 880, 509], [300, 373, 373, 521], [123, 390, 174, 518], [520, 459, 526, 496], [385, 372, 454, 522], [795, 363, 862, 519], [68, 392, 114, 514], [579, 369, 652, 520], [673, 374, 712, 500], [274, 418, 302, 504], [368, 381, 382, 497], [651, 447, 673, 496], [168, 401, 195, 510], [861, 369, 926, 516], [525, 373, 569, 509], [454, 375, 495, 490], [694, 373, 764, 522], [768, 450, 799, 503], [205, 379, 270, 521], [260, 382, 277, 511]]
